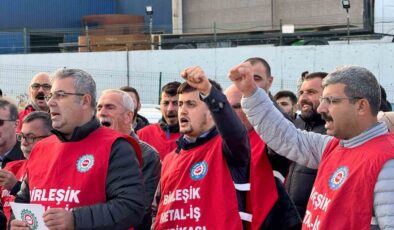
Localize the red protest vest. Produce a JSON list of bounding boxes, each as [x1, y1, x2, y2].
[[17, 106, 35, 133], [303, 133, 394, 230], [155, 135, 242, 230], [27, 127, 141, 210], [137, 123, 180, 160], [248, 130, 278, 230], [1, 160, 27, 221]]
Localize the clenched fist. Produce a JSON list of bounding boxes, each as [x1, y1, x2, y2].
[[181, 66, 212, 95], [228, 62, 257, 97]]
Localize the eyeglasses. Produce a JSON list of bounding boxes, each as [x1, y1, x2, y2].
[[45, 90, 85, 101], [31, 83, 51, 91], [319, 96, 362, 105], [17, 133, 49, 144], [0, 119, 15, 127]]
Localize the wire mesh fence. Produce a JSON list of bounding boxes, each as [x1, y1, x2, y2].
[[0, 64, 301, 110]]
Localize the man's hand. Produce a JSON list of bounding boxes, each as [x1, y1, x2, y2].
[[0, 169, 18, 190], [10, 219, 29, 230], [43, 208, 74, 230], [228, 62, 257, 97], [181, 66, 212, 95]]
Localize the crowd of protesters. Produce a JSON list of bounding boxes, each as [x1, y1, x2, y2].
[[0, 56, 393, 230]]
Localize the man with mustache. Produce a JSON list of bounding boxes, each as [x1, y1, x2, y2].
[[230, 63, 394, 229], [97, 89, 161, 230], [154, 67, 251, 229], [0, 111, 52, 224], [11, 68, 144, 229], [137, 81, 181, 160], [285, 72, 327, 222], [17, 72, 51, 133]]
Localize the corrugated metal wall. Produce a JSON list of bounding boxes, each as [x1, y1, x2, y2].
[[0, 0, 115, 29]]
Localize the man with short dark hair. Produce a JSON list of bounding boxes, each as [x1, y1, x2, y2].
[[11, 68, 145, 229], [243, 57, 291, 179], [119, 86, 150, 132], [17, 72, 51, 132], [274, 90, 298, 120], [154, 67, 250, 229], [0, 111, 52, 223], [0, 98, 24, 168], [137, 81, 181, 160]]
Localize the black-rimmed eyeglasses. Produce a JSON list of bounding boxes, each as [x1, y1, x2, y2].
[[31, 83, 51, 91], [45, 91, 84, 101], [319, 96, 362, 105], [17, 133, 50, 144]]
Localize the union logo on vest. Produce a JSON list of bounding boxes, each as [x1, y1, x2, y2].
[[76, 154, 95, 173], [190, 161, 208, 180], [328, 166, 349, 190], [21, 209, 38, 230]]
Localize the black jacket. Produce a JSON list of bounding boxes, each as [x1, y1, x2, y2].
[[2, 141, 24, 168], [130, 131, 161, 230], [285, 115, 326, 220], [14, 118, 145, 229], [134, 114, 150, 132]]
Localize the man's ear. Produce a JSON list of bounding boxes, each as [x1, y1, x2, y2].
[[81, 94, 92, 109], [356, 98, 370, 116]]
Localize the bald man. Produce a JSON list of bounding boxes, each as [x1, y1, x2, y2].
[[17, 72, 51, 132]]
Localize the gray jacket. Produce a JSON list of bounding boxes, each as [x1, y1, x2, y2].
[[241, 88, 394, 229]]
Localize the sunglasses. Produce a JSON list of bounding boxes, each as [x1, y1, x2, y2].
[[0, 119, 15, 127]]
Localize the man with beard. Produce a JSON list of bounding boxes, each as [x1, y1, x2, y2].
[[229, 63, 394, 229], [17, 72, 51, 133], [285, 72, 327, 222], [0, 98, 24, 168], [11, 68, 144, 229], [0, 111, 52, 224], [97, 89, 161, 230], [137, 81, 181, 160], [154, 66, 251, 229]]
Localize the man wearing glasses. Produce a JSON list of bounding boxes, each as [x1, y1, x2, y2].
[[17, 72, 51, 133], [11, 68, 145, 229], [0, 98, 24, 169], [0, 111, 51, 224], [229, 64, 394, 229]]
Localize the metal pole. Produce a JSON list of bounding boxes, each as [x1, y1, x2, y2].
[[279, 19, 283, 46], [149, 16, 153, 35], [158, 72, 162, 105], [347, 9, 350, 45], [126, 49, 130, 86], [23, 28, 28, 54], [150, 16, 153, 50], [214, 21, 217, 48], [85, 25, 91, 52]]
